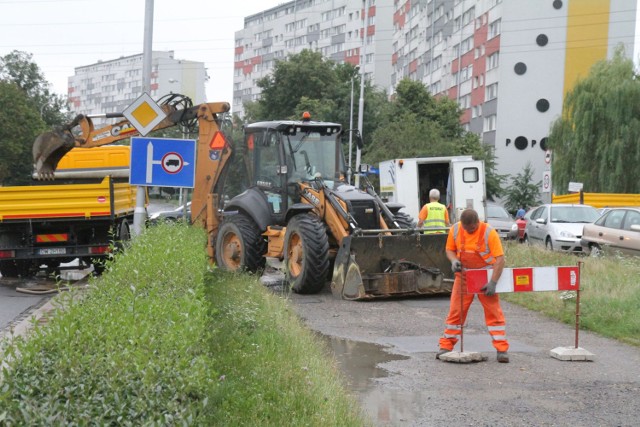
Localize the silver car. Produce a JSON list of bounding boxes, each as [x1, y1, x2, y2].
[[486, 204, 518, 240], [524, 204, 600, 252], [580, 207, 640, 256]]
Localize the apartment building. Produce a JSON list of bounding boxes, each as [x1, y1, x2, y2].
[[392, 0, 636, 181], [233, 0, 394, 117], [68, 51, 207, 120]]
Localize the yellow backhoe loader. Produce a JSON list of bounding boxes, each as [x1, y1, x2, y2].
[[32, 96, 453, 300]]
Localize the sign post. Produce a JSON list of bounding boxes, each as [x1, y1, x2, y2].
[[123, 92, 168, 236]]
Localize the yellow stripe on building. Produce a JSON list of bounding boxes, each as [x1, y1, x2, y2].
[[563, 0, 610, 95]]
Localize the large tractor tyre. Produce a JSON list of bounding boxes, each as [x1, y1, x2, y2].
[[0, 260, 19, 278], [284, 214, 330, 294], [393, 212, 417, 229], [215, 214, 266, 273]]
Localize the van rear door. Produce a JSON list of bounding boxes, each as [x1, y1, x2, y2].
[[449, 159, 486, 222]]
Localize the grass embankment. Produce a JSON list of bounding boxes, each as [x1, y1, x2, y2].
[[503, 242, 640, 347], [0, 224, 367, 426]]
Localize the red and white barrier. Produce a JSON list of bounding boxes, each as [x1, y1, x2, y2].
[[465, 266, 580, 294]]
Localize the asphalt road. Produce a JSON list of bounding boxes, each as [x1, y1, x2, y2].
[[0, 277, 50, 332], [286, 284, 640, 427]]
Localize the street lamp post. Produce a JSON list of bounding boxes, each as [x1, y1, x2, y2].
[[355, 0, 369, 188], [347, 71, 357, 184]]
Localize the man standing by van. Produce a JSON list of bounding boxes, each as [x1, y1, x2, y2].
[[418, 189, 450, 234]]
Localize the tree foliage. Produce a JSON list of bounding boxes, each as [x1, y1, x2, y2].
[[0, 51, 70, 185], [0, 81, 47, 185], [240, 58, 505, 199], [249, 50, 338, 121], [0, 50, 69, 127], [548, 46, 640, 193], [502, 162, 541, 213], [365, 79, 504, 199]]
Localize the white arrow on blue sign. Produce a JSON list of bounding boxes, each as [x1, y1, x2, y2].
[[130, 137, 196, 188]]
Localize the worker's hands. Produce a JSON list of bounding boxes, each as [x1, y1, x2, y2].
[[480, 280, 498, 296], [451, 260, 462, 274]]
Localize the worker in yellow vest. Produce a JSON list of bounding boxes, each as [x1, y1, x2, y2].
[[418, 189, 450, 234]]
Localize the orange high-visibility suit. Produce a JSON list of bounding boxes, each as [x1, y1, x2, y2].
[[439, 222, 509, 352]]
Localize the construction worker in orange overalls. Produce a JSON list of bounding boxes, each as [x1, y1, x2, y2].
[[436, 208, 510, 363]]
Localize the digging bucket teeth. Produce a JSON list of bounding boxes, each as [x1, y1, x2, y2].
[[331, 231, 454, 300]]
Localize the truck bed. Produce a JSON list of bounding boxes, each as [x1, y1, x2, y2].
[[0, 176, 136, 222]]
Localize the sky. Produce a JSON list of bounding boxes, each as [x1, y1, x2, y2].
[[1, 0, 639, 107], [0, 0, 284, 103]]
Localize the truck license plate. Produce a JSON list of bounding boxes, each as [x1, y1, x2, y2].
[[38, 248, 67, 255]]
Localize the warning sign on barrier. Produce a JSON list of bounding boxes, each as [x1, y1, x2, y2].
[[465, 266, 580, 294]]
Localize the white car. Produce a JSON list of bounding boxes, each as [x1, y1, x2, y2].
[[524, 204, 600, 252]]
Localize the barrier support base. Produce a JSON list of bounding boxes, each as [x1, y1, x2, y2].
[[550, 346, 594, 361], [439, 351, 488, 363]]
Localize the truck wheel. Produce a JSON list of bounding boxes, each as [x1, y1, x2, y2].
[[115, 220, 131, 252], [0, 260, 19, 278], [215, 214, 266, 273], [393, 212, 416, 229], [92, 259, 106, 276], [284, 214, 330, 294]]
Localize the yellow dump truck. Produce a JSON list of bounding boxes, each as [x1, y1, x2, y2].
[[0, 146, 136, 278]]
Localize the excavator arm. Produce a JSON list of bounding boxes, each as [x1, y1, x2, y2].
[[32, 98, 232, 263]]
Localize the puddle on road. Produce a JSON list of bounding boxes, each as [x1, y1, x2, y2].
[[319, 335, 426, 425]]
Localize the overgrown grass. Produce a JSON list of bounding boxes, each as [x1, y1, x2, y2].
[[503, 242, 640, 346], [203, 272, 367, 426], [0, 224, 368, 426]]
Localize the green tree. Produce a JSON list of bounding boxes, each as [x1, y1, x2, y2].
[[0, 81, 47, 185], [502, 162, 541, 213], [250, 50, 338, 121], [0, 50, 69, 127], [0, 51, 70, 186], [365, 78, 505, 199], [548, 46, 640, 194]]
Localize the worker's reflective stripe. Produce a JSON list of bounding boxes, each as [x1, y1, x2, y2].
[[444, 333, 459, 338], [455, 222, 496, 265], [491, 334, 507, 341], [487, 325, 505, 332], [446, 324, 460, 330], [478, 224, 495, 263]]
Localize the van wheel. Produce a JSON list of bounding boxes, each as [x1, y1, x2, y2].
[[215, 214, 266, 273], [284, 214, 330, 294], [545, 237, 554, 251]]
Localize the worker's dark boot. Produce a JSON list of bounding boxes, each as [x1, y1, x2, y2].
[[436, 348, 450, 360], [497, 351, 509, 363]]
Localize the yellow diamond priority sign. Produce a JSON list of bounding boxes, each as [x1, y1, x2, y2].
[[123, 93, 167, 136]]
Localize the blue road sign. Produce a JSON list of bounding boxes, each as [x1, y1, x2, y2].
[[130, 137, 196, 188]]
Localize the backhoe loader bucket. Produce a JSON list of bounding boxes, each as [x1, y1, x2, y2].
[[331, 232, 453, 300], [32, 129, 76, 180]]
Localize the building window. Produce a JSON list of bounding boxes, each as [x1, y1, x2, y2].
[[484, 114, 497, 131], [489, 19, 501, 38], [486, 82, 498, 100], [487, 52, 499, 70], [472, 105, 483, 118]]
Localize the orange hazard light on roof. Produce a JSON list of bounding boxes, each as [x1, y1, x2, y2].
[[209, 131, 227, 149]]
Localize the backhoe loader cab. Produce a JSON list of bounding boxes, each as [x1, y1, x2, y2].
[[215, 117, 454, 300]]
